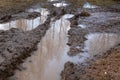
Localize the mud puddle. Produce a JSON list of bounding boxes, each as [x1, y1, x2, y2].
[[64, 33, 120, 64], [10, 14, 75, 80], [11, 13, 120, 80], [76, 33, 120, 63], [83, 2, 98, 8], [48, 0, 58, 2], [61, 32, 120, 80], [0, 7, 49, 31], [53, 2, 68, 7]]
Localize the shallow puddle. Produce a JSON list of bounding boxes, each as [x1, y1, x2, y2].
[[83, 2, 98, 8], [48, 0, 58, 2], [13, 14, 74, 80], [53, 2, 68, 7], [10, 16, 120, 80], [0, 8, 49, 31], [72, 33, 120, 64], [83, 33, 120, 56]]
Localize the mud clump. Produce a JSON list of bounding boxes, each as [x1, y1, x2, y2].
[[0, 15, 12, 23], [79, 11, 91, 17], [26, 12, 41, 19]]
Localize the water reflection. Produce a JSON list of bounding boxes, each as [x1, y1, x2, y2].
[[48, 0, 58, 2], [72, 33, 120, 64], [0, 17, 40, 31], [14, 14, 74, 80], [83, 33, 120, 56], [78, 24, 87, 28], [7, 14, 120, 80], [0, 8, 49, 31], [53, 2, 68, 7], [83, 2, 98, 8]]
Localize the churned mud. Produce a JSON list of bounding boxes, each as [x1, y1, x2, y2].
[[0, 0, 120, 80], [0, 0, 71, 79], [0, 18, 51, 80], [0, 1, 51, 79], [61, 1, 120, 80]]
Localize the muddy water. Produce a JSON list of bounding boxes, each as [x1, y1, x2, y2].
[[83, 33, 120, 56], [13, 14, 74, 80], [10, 16, 120, 80], [83, 2, 98, 8], [72, 33, 120, 64], [48, 0, 58, 2], [53, 2, 68, 7], [0, 8, 48, 31]]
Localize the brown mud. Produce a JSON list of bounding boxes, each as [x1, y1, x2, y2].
[[61, 1, 120, 80], [0, 18, 51, 80], [0, 0, 120, 80], [0, 0, 71, 79]]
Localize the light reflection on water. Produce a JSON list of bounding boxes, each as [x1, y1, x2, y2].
[[48, 0, 58, 2], [83, 2, 98, 8], [10, 13, 120, 80], [14, 14, 74, 80], [0, 8, 49, 31], [83, 33, 120, 56], [73, 33, 120, 64]]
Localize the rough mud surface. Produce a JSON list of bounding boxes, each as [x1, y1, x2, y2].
[[0, 0, 120, 80], [0, 0, 45, 18], [68, 8, 120, 56], [61, 4, 120, 80], [0, 17, 51, 80], [0, 1, 68, 79], [61, 44, 120, 80]]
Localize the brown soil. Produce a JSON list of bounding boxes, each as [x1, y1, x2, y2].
[[0, 0, 120, 80], [0, 0, 45, 18], [68, 8, 120, 56], [0, 1, 50, 79], [61, 44, 120, 80], [0, 17, 51, 80], [0, 1, 68, 79], [83, 45, 120, 80], [61, 3, 120, 80]]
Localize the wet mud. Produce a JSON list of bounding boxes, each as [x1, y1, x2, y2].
[[0, 1, 70, 79], [0, 0, 120, 80], [0, 18, 51, 80], [61, 2, 120, 80]]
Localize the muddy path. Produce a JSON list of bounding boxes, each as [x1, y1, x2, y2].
[[0, 0, 72, 79], [0, 17, 51, 80], [0, 0, 120, 80], [61, 1, 120, 80]]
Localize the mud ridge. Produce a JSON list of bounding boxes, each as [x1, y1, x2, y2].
[[61, 5, 120, 80]]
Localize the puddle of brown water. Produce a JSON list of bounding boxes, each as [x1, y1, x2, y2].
[[12, 14, 74, 80], [0, 8, 48, 31]]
